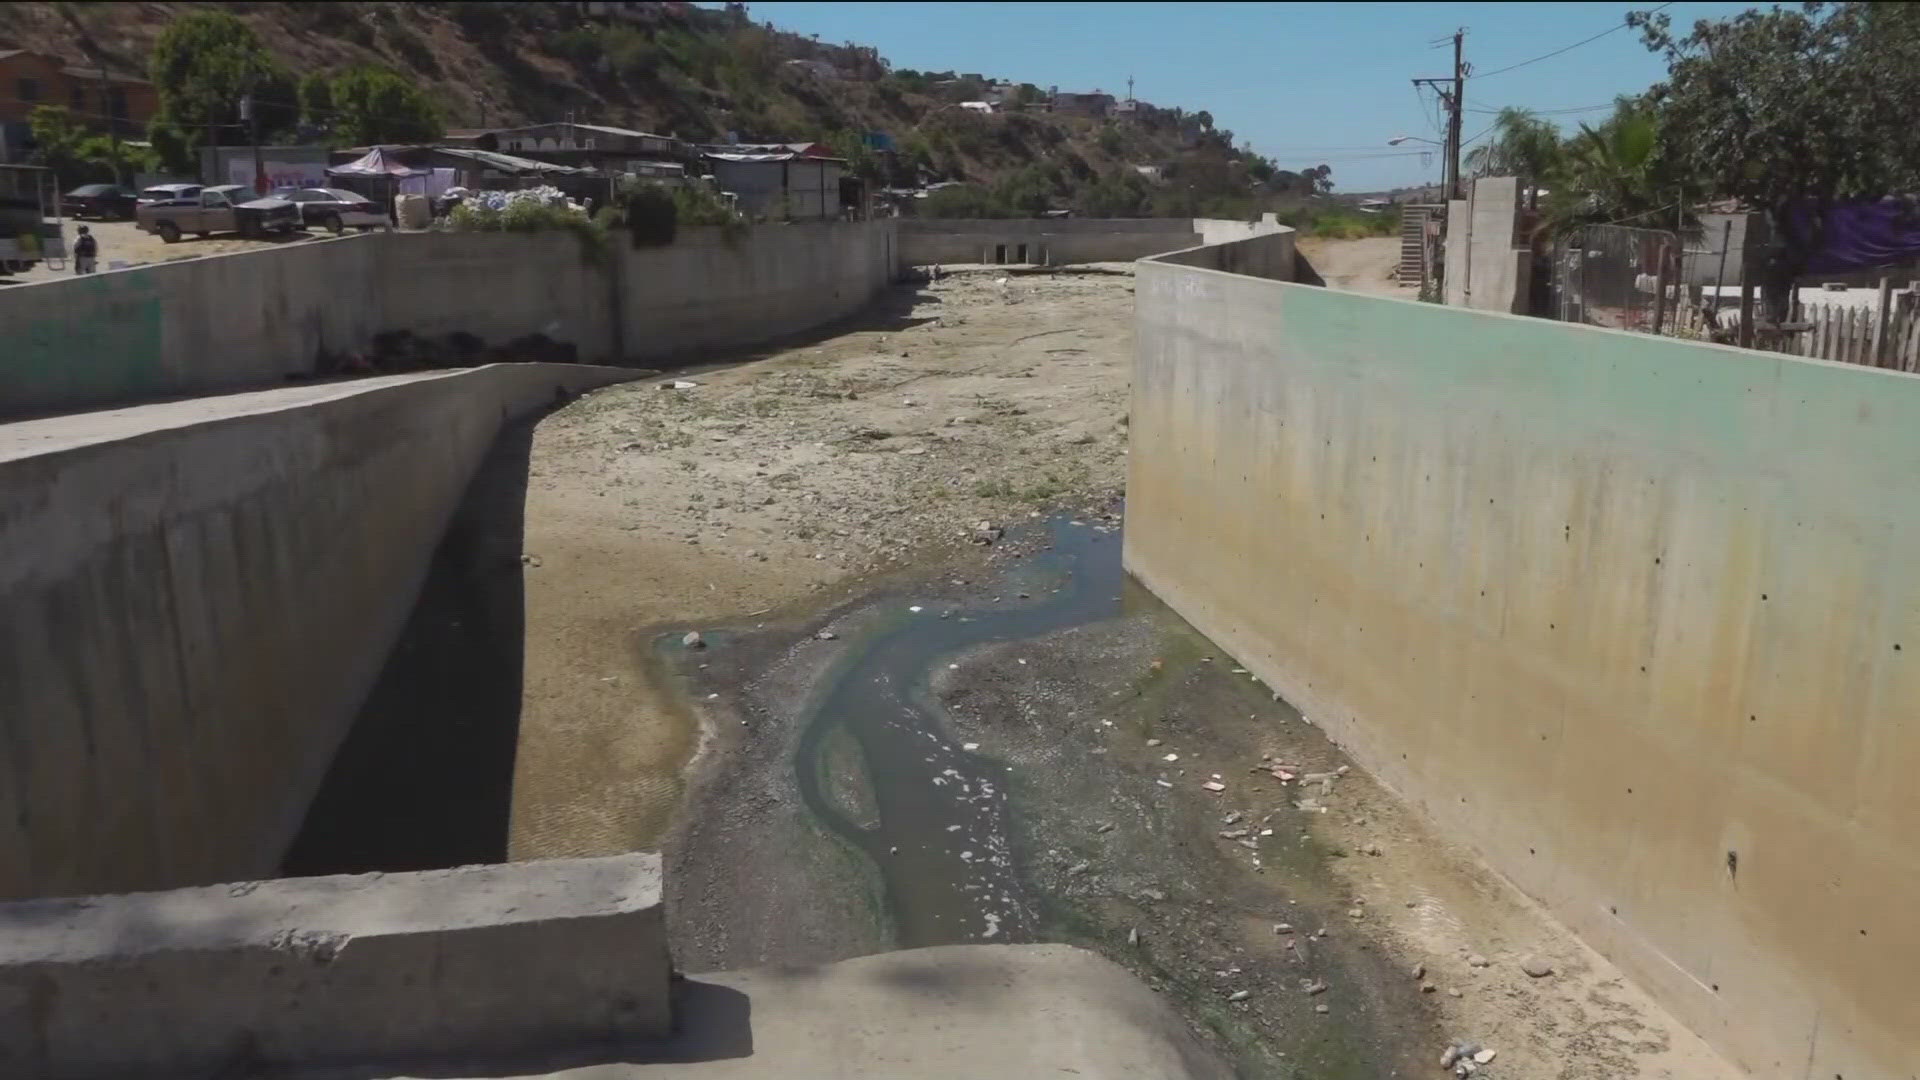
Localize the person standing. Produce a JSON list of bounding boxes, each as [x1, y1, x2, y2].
[[72, 225, 98, 274]]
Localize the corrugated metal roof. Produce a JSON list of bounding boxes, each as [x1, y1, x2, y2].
[[703, 151, 847, 164]]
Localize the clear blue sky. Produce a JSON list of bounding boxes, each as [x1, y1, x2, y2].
[[727, 1, 1756, 191]]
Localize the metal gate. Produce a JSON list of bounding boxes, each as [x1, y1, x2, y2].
[[1549, 224, 1680, 332]]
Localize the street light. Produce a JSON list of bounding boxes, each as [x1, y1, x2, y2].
[[1387, 135, 1442, 147]]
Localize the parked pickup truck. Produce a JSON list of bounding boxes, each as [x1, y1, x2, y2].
[[135, 184, 303, 242]]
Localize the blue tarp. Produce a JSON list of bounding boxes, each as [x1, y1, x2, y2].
[[1789, 197, 1920, 274]]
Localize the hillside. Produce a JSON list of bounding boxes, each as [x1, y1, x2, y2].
[[0, 1, 1319, 216]]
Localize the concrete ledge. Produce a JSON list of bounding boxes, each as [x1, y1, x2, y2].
[[0, 854, 670, 1079]]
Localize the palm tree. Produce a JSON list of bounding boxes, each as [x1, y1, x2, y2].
[[1540, 99, 1697, 238], [1463, 107, 1561, 208]]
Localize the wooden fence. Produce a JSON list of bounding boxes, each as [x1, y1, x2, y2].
[[1666, 282, 1920, 373], [1771, 297, 1920, 372]]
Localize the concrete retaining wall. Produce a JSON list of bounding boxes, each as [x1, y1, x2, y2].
[[0, 221, 897, 417], [898, 217, 1199, 266], [622, 220, 895, 359], [0, 364, 638, 900], [0, 854, 668, 1079], [1127, 246, 1920, 1078]]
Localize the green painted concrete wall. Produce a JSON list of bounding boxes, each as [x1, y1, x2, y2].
[[1126, 249, 1920, 1080]]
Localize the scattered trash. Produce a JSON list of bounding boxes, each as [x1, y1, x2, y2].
[[1223, 811, 1243, 825], [815, 629, 838, 641], [908, 605, 924, 613], [1314, 1003, 1330, 1014], [1227, 989, 1251, 1002], [1155, 780, 1173, 788], [1201, 781, 1226, 793], [1301, 979, 1328, 996], [1128, 927, 1140, 947], [1273, 923, 1293, 935], [963, 742, 980, 751], [1068, 862, 1091, 876], [1094, 821, 1115, 833], [1474, 1049, 1497, 1064], [666, 380, 699, 390], [1347, 907, 1365, 919], [1146, 738, 1163, 747], [1163, 753, 1180, 762], [682, 631, 705, 649], [1411, 963, 1426, 980]]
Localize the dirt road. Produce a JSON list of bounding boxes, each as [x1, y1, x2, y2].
[[1299, 235, 1411, 296], [0, 219, 344, 286], [498, 250, 1738, 1078]]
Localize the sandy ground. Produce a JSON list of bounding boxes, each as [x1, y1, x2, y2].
[[489, 245, 1740, 1078], [0, 218, 353, 285], [1299, 234, 1412, 296]]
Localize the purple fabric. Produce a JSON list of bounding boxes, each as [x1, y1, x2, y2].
[[1788, 198, 1920, 274]]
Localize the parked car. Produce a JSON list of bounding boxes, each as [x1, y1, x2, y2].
[[135, 184, 303, 242], [64, 183, 138, 220], [275, 187, 387, 233], [137, 182, 200, 206]]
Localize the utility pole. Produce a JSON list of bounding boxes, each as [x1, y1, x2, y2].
[[1411, 29, 1466, 200]]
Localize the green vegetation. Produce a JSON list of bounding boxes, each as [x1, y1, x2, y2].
[[328, 65, 443, 145], [26, 106, 157, 185], [1632, 0, 1920, 316], [147, 10, 293, 174]]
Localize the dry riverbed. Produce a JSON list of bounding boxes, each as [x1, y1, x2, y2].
[[499, 254, 1738, 1078]]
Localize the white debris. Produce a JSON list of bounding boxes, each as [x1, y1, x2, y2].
[[1163, 753, 1180, 762], [682, 631, 705, 649], [1201, 781, 1226, 793], [909, 605, 924, 613]]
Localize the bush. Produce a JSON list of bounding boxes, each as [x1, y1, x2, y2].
[[444, 187, 594, 232], [623, 184, 677, 246]]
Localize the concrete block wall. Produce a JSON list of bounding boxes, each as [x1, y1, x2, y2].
[[0, 238, 382, 413], [897, 217, 1200, 266], [0, 854, 668, 1079], [622, 220, 895, 359], [0, 221, 899, 418], [0, 365, 638, 901], [1127, 243, 1920, 1079]]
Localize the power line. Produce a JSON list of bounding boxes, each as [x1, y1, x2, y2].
[[1466, 102, 1616, 116], [1473, 2, 1672, 80]]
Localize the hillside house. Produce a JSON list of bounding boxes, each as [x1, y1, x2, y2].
[[701, 144, 848, 220], [0, 49, 156, 163], [447, 122, 686, 180], [1050, 88, 1116, 118]]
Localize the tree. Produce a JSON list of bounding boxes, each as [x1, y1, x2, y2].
[[27, 106, 91, 182], [149, 10, 288, 172], [1633, 2, 1920, 316], [1194, 110, 1213, 131], [330, 65, 443, 146], [28, 106, 156, 185], [1539, 100, 1689, 235], [298, 70, 334, 126], [1074, 171, 1149, 217], [1463, 107, 1561, 207]]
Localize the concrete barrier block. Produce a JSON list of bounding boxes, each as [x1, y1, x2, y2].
[[0, 854, 669, 1079]]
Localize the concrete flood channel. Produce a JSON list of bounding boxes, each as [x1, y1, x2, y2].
[[286, 466, 1436, 1075]]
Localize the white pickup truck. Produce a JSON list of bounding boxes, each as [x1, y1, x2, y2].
[[135, 184, 303, 243]]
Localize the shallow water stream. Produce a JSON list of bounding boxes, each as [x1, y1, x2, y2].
[[791, 519, 1127, 947]]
